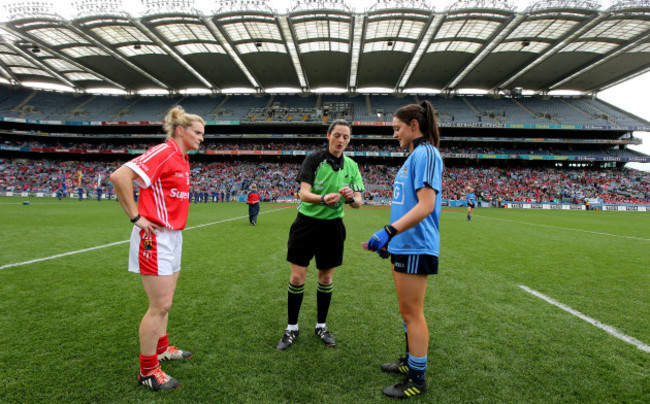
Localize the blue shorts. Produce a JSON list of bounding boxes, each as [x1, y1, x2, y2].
[[391, 254, 438, 275]]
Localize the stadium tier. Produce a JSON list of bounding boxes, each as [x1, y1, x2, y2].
[[2, 158, 649, 206], [0, 87, 649, 206], [1, 86, 648, 130]]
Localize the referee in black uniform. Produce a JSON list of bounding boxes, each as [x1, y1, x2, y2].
[[276, 119, 365, 351]]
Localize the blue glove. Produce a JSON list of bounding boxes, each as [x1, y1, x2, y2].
[[367, 225, 398, 252], [368, 229, 390, 252]]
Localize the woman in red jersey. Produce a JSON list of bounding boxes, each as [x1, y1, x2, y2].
[[110, 106, 205, 391]]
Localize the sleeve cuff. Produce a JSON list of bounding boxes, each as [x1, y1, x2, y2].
[[124, 162, 151, 188]]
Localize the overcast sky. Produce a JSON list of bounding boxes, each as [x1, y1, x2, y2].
[[599, 73, 650, 171]]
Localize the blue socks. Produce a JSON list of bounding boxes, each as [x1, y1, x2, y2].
[[403, 321, 409, 360], [403, 320, 426, 384], [407, 354, 427, 385]]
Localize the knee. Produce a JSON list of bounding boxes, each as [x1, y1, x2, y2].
[[290, 274, 306, 286], [161, 301, 173, 314], [317, 269, 334, 285], [399, 306, 424, 324], [150, 300, 173, 316]]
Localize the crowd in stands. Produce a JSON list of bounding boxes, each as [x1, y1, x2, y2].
[[444, 167, 650, 205], [0, 158, 119, 195], [1, 137, 404, 153], [4, 137, 634, 158], [2, 157, 648, 205]]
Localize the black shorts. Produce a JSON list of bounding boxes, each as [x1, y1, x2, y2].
[[468, 202, 475, 208], [287, 212, 346, 270], [391, 254, 438, 275]]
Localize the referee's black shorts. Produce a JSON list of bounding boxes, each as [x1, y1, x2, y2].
[[287, 212, 346, 270]]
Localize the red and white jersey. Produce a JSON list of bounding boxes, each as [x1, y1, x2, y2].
[[125, 139, 191, 230]]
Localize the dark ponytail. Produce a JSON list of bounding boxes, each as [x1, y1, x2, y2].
[[395, 100, 440, 148]]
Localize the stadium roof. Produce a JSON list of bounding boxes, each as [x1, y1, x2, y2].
[[0, 0, 649, 95]]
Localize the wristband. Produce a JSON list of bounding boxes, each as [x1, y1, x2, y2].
[[321, 195, 326, 205], [345, 197, 356, 205], [130, 214, 141, 223], [384, 224, 398, 239]]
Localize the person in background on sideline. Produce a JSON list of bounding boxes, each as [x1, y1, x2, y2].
[[366, 100, 443, 399], [110, 106, 205, 391], [466, 188, 477, 221], [276, 119, 364, 351], [247, 183, 261, 226]]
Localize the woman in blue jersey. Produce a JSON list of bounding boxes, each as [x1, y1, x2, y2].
[[366, 100, 443, 399]]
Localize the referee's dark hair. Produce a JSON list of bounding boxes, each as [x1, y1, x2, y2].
[[327, 119, 352, 135], [394, 100, 440, 148]]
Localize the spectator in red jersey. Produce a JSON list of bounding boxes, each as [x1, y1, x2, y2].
[[110, 106, 204, 392], [247, 183, 261, 225]]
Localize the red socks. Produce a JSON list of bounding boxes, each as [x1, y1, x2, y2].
[[139, 334, 169, 375], [157, 334, 169, 355], [139, 354, 158, 376]]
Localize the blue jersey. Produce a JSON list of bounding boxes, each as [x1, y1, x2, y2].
[[389, 139, 443, 257], [467, 193, 477, 204]]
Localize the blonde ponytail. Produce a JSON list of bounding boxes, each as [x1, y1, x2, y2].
[[163, 106, 205, 140]]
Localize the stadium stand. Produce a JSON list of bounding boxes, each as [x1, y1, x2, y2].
[[223, 95, 268, 121], [78, 96, 135, 121], [577, 98, 646, 127], [117, 96, 183, 121], [3, 135, 645, 160], [2, 157, 648, 205], [0, 88, 647, 128], [1, 86, 649, 207], [0, 87, 36, 118]]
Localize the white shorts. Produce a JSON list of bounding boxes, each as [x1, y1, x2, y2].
[[128, 226, 182, 276]]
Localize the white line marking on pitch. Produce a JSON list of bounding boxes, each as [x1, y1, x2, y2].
[[519, 284, 650, 353], [0, 207, 291, 270], [480, 215, 650, 241]]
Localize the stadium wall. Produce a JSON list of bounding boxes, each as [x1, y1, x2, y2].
[[504, 202, 650, 211], [4, 191, 649, 212]]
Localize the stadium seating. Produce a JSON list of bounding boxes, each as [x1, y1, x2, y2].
[[174, 94, 226, 119], [579, 98, 646, 127], [2, 157, 648, 205], [0, 87, 38, 118], [0, 85, 647, 128]]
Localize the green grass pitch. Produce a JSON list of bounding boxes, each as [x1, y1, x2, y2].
[[0, 196, 648, 403]]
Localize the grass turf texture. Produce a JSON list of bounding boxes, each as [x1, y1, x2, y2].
[[0, 196, 648, 403]]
